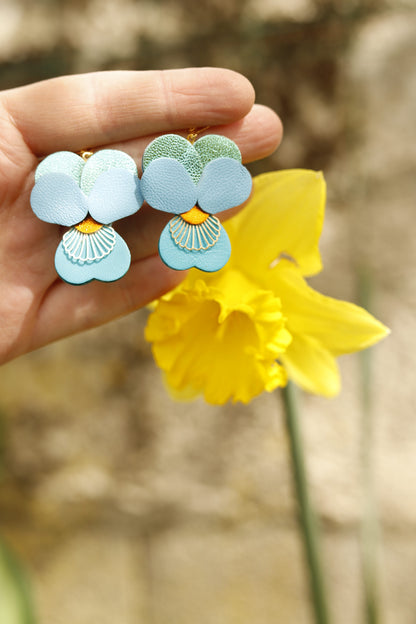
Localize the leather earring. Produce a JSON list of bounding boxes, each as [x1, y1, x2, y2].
[[140, 131, 252, 272], [30, 149, 143, 285]]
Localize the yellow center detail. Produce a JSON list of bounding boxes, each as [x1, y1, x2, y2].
[[181, 206, 209, 225], [75, 216, 103, 233]]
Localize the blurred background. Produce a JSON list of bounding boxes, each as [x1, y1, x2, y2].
[[0, 0, 414, 622]]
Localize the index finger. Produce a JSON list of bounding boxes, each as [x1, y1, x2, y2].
[[2, 68, 256, 156]]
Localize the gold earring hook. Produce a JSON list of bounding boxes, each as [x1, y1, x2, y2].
[[78, 150, 94, 161], [186, 126, 211, 144]]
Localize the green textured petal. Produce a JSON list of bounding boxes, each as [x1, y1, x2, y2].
[[80, 149, 138, 195], [35, 151, 84, 184], [142, 134, 203, 183], [194, 134, 242, 167]]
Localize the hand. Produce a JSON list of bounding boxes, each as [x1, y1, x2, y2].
[[0, 68, 283, 364]]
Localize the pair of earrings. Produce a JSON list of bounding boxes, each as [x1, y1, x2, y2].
[[30, 132, 252, 285]]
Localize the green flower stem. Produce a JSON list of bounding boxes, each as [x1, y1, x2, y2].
[[358, 271, 381, 624], [281, 382, 331, 624], [360, 339, 380, 624]]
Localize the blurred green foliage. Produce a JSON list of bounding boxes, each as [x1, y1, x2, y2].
[[0, 411, 37, 624], [0, 537, 37, 624]]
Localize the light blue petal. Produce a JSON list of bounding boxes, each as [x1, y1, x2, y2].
[[141, 158, 197, 214], [55, 232, 131, 284], [35, 151, 85, 184], [193, 135, 242, 167], [80, 150, 138, 195], [159, 221, 231, 272], [142, 134, 203, 183], [197, 158, 252, 214], [30, 173, 89, 226], [88, 169, 143, 223]]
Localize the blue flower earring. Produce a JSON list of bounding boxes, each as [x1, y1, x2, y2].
[[30, 149, 143, 285], [141, 131, 252, 272]]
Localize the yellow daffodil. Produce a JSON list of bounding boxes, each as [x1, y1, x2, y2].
[[145, 170, 389, 403]]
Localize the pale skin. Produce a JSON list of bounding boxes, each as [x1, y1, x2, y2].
[[0, 67, 283, 365]]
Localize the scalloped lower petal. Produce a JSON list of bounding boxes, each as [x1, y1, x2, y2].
[[158, 222, 231, 272], [54, 232, 131, 284]]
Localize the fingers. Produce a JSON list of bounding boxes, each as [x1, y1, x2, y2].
[[2, 68, 255, 156], [209, 104, 283, 163], [30, 254, 184, 350], [105, 103, 283, 168]]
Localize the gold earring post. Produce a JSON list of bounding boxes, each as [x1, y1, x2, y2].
[[79, 150, 94, 161], [186, 126, 211, 144]]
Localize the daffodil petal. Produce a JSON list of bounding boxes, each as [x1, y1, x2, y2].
[[226, 170, 325, 278], [197, 158, 252, 214], [161, 374, 201, 402], [30, 173, 89, 226], [272, 261, 389, 356], [281, 333, 341, 397], [88, 169, 143, 223], [141, 158, 197, 214]]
